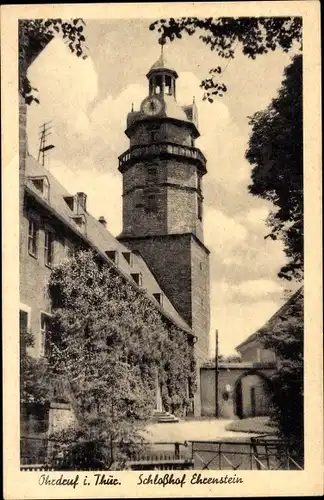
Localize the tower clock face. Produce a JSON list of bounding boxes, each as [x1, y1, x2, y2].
[[141, 96, 164, 116]]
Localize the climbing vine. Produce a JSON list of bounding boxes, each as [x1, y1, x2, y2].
[[46, 250, 196, 468]]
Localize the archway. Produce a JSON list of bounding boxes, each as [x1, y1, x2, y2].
[[234, 370, 272, 419]]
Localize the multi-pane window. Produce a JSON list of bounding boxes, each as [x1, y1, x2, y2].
[[28, 219, 38, 257], [40, 313, 51, 357], [44, 230, 54, 267]]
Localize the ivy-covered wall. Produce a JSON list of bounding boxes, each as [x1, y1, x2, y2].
[[45, 249, 195, 433]]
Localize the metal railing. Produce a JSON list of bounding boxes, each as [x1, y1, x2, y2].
[[191, 437, 303, 471], [119, 143, 206, 170], [20, 437, 193, 471], [21, 436, 303, 471]]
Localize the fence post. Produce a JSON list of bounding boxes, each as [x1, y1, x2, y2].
[[175, 442, 180, 459]]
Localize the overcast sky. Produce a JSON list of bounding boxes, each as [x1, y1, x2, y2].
[[26, 18, 300, 355]]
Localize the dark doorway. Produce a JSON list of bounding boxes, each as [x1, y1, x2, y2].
[[235, 380, 243, 419], [251, 387, 256, 417]]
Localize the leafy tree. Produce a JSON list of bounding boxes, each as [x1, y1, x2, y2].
[[19, 18, 87, 104], [246, 55, 303, 281], [259, 288, 304, 466], [46, 250, 195, 469], [150, 17, 302, 100], [20, 327, 52, 407]]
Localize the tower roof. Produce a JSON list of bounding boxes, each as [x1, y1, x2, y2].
[[147, 51, 178, 78]]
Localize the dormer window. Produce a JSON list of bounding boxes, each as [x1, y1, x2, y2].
[[122, 252, 133, 266], [105, 250, 118, 264], [64, 196, 75, 211], [71, 213, 86, 229], [30, 176, 50, 200], [131, 273, 142, 287], [153, 293, 163, 306]]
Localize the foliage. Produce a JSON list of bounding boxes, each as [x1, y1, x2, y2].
[[46, 250, 196, 469], [19, 18, 87, 104], [218, 354, 241, 363], [20, 327, 52, 406], [150, 17, 302, 100], [259, 288, 303, 464], [246, 55, 303, 281]]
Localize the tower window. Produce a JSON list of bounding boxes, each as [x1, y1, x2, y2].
[[147, 193, 157, 212], [198, 195, 203, 221], [154, 75, 162, 95], [147, 124, 159, 142], [147, 166, 157, 184], [197, 175, 202, 193], [165, 75, 172, 95]]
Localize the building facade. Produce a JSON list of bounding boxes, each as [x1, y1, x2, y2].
[[200, 288, 303, 419], [19, 52, 212, 452]]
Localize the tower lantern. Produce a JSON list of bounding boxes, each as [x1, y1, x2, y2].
[[146, 44, 178, 99]]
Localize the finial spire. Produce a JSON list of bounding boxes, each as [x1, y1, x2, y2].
[[131, 102, 134, 112], [193, 96, 195, 104], [159, 36, 166, 56]]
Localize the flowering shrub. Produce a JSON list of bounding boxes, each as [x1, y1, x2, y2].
[[46, 250, 196, 469]]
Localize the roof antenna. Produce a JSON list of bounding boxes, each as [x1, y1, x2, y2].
[[38, 121, 55, 169]]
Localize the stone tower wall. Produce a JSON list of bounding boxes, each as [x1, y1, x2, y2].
[[118, 234, 210, 357]]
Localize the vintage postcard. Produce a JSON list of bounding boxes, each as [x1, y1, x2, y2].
[[1, 1, 323, 498]]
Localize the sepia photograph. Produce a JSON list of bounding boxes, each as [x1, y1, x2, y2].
[[2, 2, 323, 498]]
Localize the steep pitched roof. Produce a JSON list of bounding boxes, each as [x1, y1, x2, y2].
[[236, 286, 304, 351], [25, 154, 192, 334]]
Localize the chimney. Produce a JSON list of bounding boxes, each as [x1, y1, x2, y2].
[[77, 192, 87, 211], [98, 216, 107, 228]]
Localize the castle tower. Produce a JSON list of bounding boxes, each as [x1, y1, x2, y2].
[[118, 51, 210, 366]]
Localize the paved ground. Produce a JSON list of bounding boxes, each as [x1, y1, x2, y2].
[[141, 418, 259, 443]]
